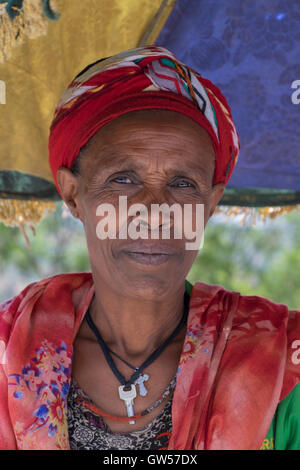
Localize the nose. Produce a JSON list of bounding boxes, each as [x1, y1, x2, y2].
[[133, 205, 172, 233], [126, 187, 176, 237]]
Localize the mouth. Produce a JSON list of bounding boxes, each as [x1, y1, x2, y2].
[[120, 241, 178, 266], [123, 252, 174, 265]]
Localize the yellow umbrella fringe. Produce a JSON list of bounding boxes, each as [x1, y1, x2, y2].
[[0, 199, 299, 249], [0, 0, 58, 63], [214, 204, 300, 225], [0, 199, 56, 248], [1, 200, 299, 228], [61, 202, 300, 225]]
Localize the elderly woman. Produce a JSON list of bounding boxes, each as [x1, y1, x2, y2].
[[0, 46, 299, 451]]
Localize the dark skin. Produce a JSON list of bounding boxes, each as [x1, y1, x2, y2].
[[56, 109, 225, 432]]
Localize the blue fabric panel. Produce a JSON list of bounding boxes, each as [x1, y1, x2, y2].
[[156, 0, 300, 191]]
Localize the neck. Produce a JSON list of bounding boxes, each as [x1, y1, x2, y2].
[[87, 274, 187, 361]]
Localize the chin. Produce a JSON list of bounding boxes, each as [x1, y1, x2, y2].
[[120, 271, 176, 299]]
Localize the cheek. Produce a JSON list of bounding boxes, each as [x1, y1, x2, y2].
[[177, 196, 211, 235], [81, 193, 125, 244], [178, 208, 204, 254], [79, 198, 110, 257], [84, 213, 116, 272]]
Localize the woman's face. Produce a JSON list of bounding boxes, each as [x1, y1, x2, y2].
[[57, 109, 225, 299]]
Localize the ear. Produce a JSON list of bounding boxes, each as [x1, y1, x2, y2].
[[208, 182, 225, 218], [56, 167, 82, 220]]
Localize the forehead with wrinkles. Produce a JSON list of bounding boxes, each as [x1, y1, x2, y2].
[[79, 109, 216, 184]]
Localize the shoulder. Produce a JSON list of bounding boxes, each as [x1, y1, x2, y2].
[[226, 288, 300, 401], [237, 291, 293, 322], [191, 281, 300, 389], [236, 293, 300, 411], [222, 287, 300, 334], [0, 271, 92, 308], [188, 279, 300, 323], [0, 272, 93, 341], [225, 290, 300, 394], [191, 280, 295, 324]]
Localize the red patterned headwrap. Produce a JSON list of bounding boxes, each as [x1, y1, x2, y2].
[[48, 45, 240, 198]]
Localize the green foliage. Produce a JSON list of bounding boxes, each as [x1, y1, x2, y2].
[[187, 209, 300, 309], [0, 202, 300, 310], [0, 202, 90, 301]]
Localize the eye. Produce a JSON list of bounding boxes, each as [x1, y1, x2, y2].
[[177, 180, 192, 188], [171, 179, 195, 188], [112, 175, 134, 184]]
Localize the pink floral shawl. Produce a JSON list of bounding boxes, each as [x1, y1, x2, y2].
[[0, 272, 299, 450]]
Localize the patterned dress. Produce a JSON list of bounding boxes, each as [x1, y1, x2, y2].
[[67, 377, 173, 450]]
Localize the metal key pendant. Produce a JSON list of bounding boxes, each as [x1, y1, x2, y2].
[[118, 384, 137, 425], [134, 373, 149, 397]]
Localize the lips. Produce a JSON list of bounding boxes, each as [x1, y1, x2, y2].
[[120, 240, 178, 255]]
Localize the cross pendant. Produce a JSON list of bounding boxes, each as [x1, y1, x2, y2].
[[134, 373, 149, 397]]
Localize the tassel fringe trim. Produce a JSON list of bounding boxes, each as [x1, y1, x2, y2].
[[214, 204, 300, 225], [0, 201, 299, 230], [0, 198, 56, 248], [0, 199, 299, 249]]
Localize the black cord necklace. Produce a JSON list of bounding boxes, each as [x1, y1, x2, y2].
[[85, 291, 190, 424]]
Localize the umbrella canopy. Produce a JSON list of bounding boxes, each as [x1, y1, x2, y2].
[[155, 0, 300, 212], [0, 0, 299, 240], [0, 0, 176, 234]]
